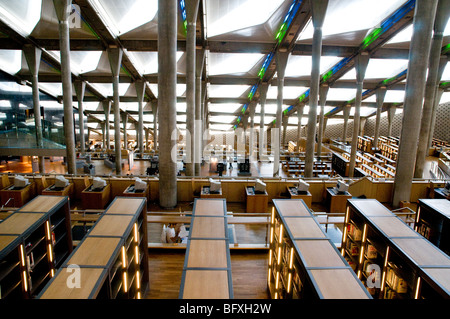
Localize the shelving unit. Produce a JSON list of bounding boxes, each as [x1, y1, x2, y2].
[[416, 199, 449, 256], [269, 199, 371, 299], [343, 199, 450, 299], [0, 195, 72, 299], [38, 197, 149, 299], [179, 199, 233, 299]]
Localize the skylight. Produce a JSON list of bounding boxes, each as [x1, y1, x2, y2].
[[208, 85, 250, 98], [297, 0, 407, 41], [0, 50, 22, 75], [206, 0, 284, 38], [89, 0, 158, 36], [285, 55, 342, 77], [208, 53, 264, 76], [340, 59, 409, 80], [0, 0, 41, 37]]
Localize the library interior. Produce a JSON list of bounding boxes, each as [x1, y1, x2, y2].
[[0, 0, 450, 302]]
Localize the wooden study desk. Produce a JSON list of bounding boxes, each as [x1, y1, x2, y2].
[[287, 186, 312, 208], [42, 183, 74, 197], [81, 183, 111, 209], [0, 182, 35, 207], [245, 186, 268, 213], [200, 185, 223, 198], [122, 183, 149, 199], [433, 188, 450, 200], [326, 187, 352, 214]]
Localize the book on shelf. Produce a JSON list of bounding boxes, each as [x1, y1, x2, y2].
[[347, 223, 362, 241], [386, 268, 407, 294], [366, 244, 378, 259]]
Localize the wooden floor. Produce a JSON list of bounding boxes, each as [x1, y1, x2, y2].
[[146, 249, 269, 299]]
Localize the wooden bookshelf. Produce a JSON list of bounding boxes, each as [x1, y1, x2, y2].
[[38, 197, 149, 299], [81, 183, 111, 209], [343, 199, 450, 299], [269, 199, 371, 299], [0, 195, 72, 299], [416, 199, 450, 256], [179, 199, 233, 299], [331, 152, 350, 177]]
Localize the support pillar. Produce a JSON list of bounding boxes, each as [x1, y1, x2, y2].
[[195, 51, 205, 175], [249, 103, 256, 160], [74, 80, 86, 154], [305, 0, 328, 178], [259, 83, 269, 161], [135, 80, 146, 155], [427, 88, 445, 147], [274, 52, 289, 176], [342, 106, 350, 143], [185, 0, 199, 176], [158, 0, 178, 208], [317, 84, 329, 156], [151, 100, 158, 151], [387, 106, 396, 137], [282, 115, 288, 147], [23, 45, 45, 173], [103, 100, 111, 150], [373, 87, 387, 149], [122, 113, 128, 150], [107, 47, 124, 174], [414, 0, 450, 178], [393, 0, 438, 207], [53, 0, 76, 174], [348, 53, 370, 178], [296, 104, 305, 152]]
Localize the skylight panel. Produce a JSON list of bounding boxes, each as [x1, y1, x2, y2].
[[89, 0, 158, 36], [209, 103, 241, 113], [48, 51, 103, 74], [208, 85, 250, 98], [209, 115, 237, 124], [285, 56, 342, 77], [206, 0, 284, 38], [0, 50, 22, 75], [128, 51, 183, 75], [208, 53, 264, 75], [267, 86, 308, 100], [0, 0, 42, 37], [297, 0, 407, 40], [326, 88, 357, 101]]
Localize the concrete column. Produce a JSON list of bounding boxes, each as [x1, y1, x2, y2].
[[53, 0, 76, 174], [387, 106, 396, 137], [107, 47, 124, 174], [373, 87, 387, 149], [23, 45, 45, 173], [305, 0, 328, 178], [185, 0, 199, 176], [317, 84, 329, 156], [296, 104, 304, 152], [427, 88, 445, 147], [135, 80, 146, 155], [74, 80, 86, 154], [145, 128, 150, 151], [359, 118, 367, 136], [194, 49, 206, 176], [342, 106, 350, 143], [393, 0, 438, 207], [259, 83, 269, 161], [348, 53, 370, 178], [282, 115, 288, 147], [158, 0, 178, 208], [248, 102, 256, 160], [101, 122, 106, 149], [414, 0, 450, 178], [274, 52, 289, 176], [121, 112, 128, 150], [102, 100, 111, 149], [151, 100, 158, 151]]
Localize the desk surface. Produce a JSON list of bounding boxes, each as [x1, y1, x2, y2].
[[285, 217, 326, 239], [186, 239, 228, 268], [348, 199, 393, 217], [190, 217, 226, 239], [295, 239, 347, 268], [194, 199, 226, 216], [88, 215, 134, 237]]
